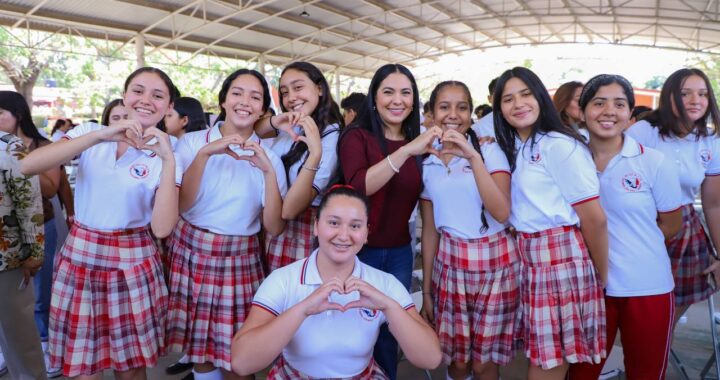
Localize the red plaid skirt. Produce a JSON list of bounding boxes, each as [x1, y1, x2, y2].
[[517, 225, 605, 370], [267, 355, 388, 380], [431, 229, 521, 366], [166, 218, 264, 371], [265, 207, 317, 272], [666, 204, 717, 306], [48, 223, 167, 377]]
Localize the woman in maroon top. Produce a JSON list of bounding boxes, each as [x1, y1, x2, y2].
[[338, 63, 442, 380]]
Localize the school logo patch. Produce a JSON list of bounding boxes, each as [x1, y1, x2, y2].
[[359, 308, 379, 321], [700, 149, 712, 166], [129, 163, 150, 179], [621, 173, 642, 192], [462, 165, 473, 173], [529, 151, 542, 164]]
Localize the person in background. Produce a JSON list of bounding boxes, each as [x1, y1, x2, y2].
[[473, 104, 492, 120], [0, 91, 63, 378], [49, 119, 71, 142], [341, 92, 366, 126], [553, 81, 586, 138], [164, 97, 207, 139], [0, 91, 47, 380], [472, 77, 499, 137], [100, 99, 128, 127], [629, 105, 651, 125]]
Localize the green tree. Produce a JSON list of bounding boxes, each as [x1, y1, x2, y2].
[[0, 29, 48, 108], [644, 75, 666, 90]]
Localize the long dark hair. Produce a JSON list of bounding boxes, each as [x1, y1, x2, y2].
[[172, 97, 207, 133], [49, 118, 68, 137], [279, 62, 344, 183], [0, 91, 48, 144], [641, 68, 720, 138], [427, 80, 490, 233], [101, 98, 124, 126], [492, 67, 587, 171], [217, 69, 271, 122]]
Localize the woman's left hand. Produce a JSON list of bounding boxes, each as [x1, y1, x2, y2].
[[236, 140, 273, 174], [141, 127, 174, 161], [440, 129, 480, 160], [343, 276, 393, 311], [703, 258, 720, 289], [294, 116, 322, 156]]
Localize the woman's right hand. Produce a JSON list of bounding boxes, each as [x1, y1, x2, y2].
[[199, 134, 248, 159], [401, 126, 442, 157], [420, 293, 435, 324], [299, 277, 346, 316]]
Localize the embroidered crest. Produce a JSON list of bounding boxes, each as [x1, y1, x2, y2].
[[621, 173, 642, 192], [129, 163, 150, 179], [359, 308, 379, 321], [529, 151, 542, 164], [700, 149, 712, 167]]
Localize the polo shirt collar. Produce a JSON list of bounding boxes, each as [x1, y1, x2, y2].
[[206, 122, 261, 144], [620, 134, 644, 158], [301, 249, 363, 285]]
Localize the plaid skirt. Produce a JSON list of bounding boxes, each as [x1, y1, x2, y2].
[[667, 204, 717, 306], [267, 355, 388, 380], [517, 225, 605, 370], [431, 229, 521, 366], [48, 222, 167, 377], [166, 218, 264, 371], [265, 207, 317, 272]]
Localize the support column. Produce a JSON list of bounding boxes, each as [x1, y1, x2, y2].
[[334, 69, 341, 102], [258, 54, 266, 76], [135, 34, 145, 68]]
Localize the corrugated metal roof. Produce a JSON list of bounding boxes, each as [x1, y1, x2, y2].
[[1, 0, 720, 77]]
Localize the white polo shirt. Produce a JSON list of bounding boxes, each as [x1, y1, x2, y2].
[[599, 135, 681, 297], [269, 123, 339, 206], [63, 122, 164, 230], [471, 112, 495, 138], [174, 124, 287, 235], [626, 120, 720, 204], [252, 249, 414, 379], [420, 141, 510, 239], [510, 131, 599, 233]]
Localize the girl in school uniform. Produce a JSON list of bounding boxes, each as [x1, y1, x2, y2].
[[338, 63, 443, 380], [567, 75, 683, 378], [165, 68, 287, 380], [493, 67, 608, 379], [418, 81, 519, 380], [626, 68, 720, 321], [231, 185, 442, 379], [21, 66, 179, 379], [255, 61, 344, 272]]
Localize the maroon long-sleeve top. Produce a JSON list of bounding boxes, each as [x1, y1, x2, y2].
[[339, 128, 421, 248]]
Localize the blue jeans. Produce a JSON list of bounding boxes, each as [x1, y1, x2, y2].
[[34, 219, 57, 342], [357, 244, 413, 380]]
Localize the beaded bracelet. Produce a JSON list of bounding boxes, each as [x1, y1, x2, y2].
[[386, 156, 400, 173]]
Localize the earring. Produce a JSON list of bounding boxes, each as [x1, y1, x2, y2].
[[373, 105, 376, 111]]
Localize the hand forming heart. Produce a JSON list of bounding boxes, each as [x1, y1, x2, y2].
[[328, 290, 360, 307]]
